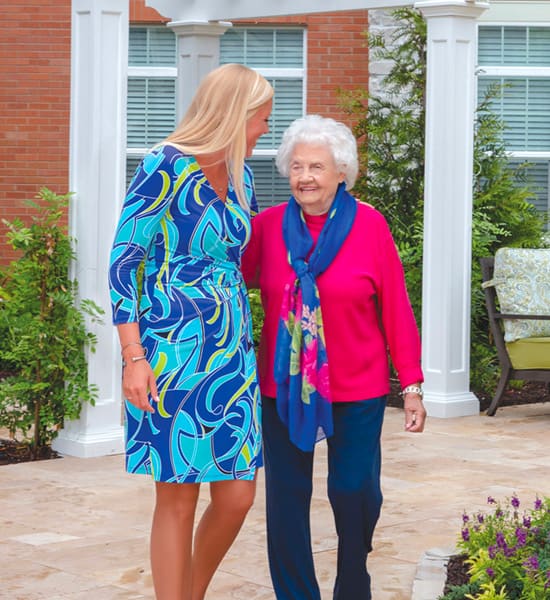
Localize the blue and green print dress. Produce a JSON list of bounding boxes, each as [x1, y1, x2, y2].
[[108, 144, 261, 483]]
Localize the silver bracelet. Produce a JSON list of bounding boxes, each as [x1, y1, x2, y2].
[[401, 385, 423, 397], [121, 341, 144, 355], [122, 354, 147, 368]]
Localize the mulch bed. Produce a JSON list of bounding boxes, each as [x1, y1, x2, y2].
[[386, 379, 549, 412], [0, 438, 61, 465], [443, 553, 471, 592]]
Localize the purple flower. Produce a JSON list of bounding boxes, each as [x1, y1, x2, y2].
[[515, 527, 527, 546], [511, 495, 520, 509], [523, 554, 539, 572], [486, 568, 495, 578], [534, 498, 542, 510], [523, 516, 531, 528], [488, 496, 496, 504], [461, 528, 470, 542], [462, 513, 469, 524], [488, 545, 497, 559], [504, 546, 516, 558], [477, 513, 485, 524], [496, 532, 507, 548]]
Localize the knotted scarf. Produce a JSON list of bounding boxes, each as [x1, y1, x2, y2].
[[273, 182, 357, 451]]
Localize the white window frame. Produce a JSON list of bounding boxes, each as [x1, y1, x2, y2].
[[477, 22, 550, 220]]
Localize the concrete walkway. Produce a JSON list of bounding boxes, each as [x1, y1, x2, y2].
[[2, 402, 549, 600]]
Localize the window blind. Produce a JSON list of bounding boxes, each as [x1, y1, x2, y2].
[[127, 78, 176, 148], [247, 157, 291, 208], [477, 77, 550, 152], [220, 28, 303, 68], [479, 26, 550, 67], [129, 26, 176, 67], [509, 159, 549, 215]]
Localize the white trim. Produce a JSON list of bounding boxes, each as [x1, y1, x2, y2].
[[128, 66, 177, 77], [254, 67, 304, 78], [145, 0, 413, 22], [127, 147, 150, 156], [479, 1, 550, 24], [506, 151, 550, 160], [251, 148, 277, 157], [477, 66, 550, 77], [479, 21, 550, 27]]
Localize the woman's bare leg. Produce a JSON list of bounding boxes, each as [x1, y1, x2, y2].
[[151, 481, 200, 600], [191, 478, 257, 600]]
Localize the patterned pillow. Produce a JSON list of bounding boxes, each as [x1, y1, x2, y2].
[[490, 248, 550, 342]]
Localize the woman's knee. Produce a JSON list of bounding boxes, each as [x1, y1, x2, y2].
[[154, 481, 200, 521], [211, 479, 256, 516]]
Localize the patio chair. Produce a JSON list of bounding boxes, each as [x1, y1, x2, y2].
[[480, 251, 550, 416]]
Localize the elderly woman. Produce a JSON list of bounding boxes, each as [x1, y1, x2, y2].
[[242, 114, 426, 600]]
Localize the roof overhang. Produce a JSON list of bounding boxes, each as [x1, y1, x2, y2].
[[145, 0, 415, 22]]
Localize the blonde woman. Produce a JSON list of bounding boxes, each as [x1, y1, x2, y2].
[[108, 64, 273, 600]]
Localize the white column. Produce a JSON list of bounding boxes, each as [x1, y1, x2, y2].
[[53, 0, 129, 457], [415, 0, 489, 418], [167, 21, 232, 122]]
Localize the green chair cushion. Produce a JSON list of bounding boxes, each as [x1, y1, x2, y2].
[[506, 337, 550, 370]]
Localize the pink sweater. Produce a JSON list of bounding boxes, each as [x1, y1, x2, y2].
[[241, 201, 424, 402]]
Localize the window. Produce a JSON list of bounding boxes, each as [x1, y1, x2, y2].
[[127, 26, 177, 185], [221, 27, 305, 208], [126, 25, 305, 207], [477, 25, 550, 223]]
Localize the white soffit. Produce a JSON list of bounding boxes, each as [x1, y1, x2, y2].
[[478, 1, 550, 23], [145, 0, 413, 22]]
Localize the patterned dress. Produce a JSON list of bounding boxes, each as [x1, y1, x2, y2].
[[109, 144, 261, 483]]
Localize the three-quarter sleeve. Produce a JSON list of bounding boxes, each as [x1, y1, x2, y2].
[[108, 148, 179, 324]]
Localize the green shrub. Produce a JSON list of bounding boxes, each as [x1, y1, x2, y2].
[[440, 495, 550, 599], [0, 188, 104, 458], [340, 7, 546, 394]]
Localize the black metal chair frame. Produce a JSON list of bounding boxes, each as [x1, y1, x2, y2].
[[480, 256, 550, 416]]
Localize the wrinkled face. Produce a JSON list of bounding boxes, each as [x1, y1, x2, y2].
[[288, 143, 346, 215], [245, 99, 272, 157]]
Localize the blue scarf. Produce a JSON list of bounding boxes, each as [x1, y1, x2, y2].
[[273, 182, 357, 451]]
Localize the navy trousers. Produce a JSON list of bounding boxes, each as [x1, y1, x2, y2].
[[262, 395, 385, 600]]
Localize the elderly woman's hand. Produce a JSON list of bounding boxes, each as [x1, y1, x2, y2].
[[403, 389, 426, 432]]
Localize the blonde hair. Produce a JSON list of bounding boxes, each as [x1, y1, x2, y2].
[[164, 64, 273, 210]]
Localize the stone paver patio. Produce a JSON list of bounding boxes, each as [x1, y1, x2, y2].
[[2, 402, 549, 599]]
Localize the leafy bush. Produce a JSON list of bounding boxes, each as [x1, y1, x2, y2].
[[0, 188, 104, 457], [440, 495, 550, 599], [340, 7, 546, 393], [248, 288, 264, 349]]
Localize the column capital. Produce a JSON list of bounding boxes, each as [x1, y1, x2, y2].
[[414, 0, 490, 19], [167, 20, 232, 37]]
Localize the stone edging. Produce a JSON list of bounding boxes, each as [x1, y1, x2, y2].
[[411, 547, 457, 600]]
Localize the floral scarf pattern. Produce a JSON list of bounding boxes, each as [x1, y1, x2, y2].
[[273, 183, 357, 451]]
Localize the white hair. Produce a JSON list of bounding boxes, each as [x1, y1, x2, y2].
[[275, 114, 359, 189]]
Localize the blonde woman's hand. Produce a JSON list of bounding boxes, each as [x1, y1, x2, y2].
[[122, 360, 159, 413]]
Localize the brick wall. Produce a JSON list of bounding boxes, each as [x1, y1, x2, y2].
[[0, 2, 369, 265], [230, 11, 370, 124], [0, 0, 72, 263], [128, 3, 369, 123]]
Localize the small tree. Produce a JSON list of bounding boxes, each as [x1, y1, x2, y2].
[[340, 7, 546, 392], [0, 188, 104, 458]]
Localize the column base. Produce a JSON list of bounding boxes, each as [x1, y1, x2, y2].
[[52, 425, 124, 458], [424, 391, 480, 418]]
